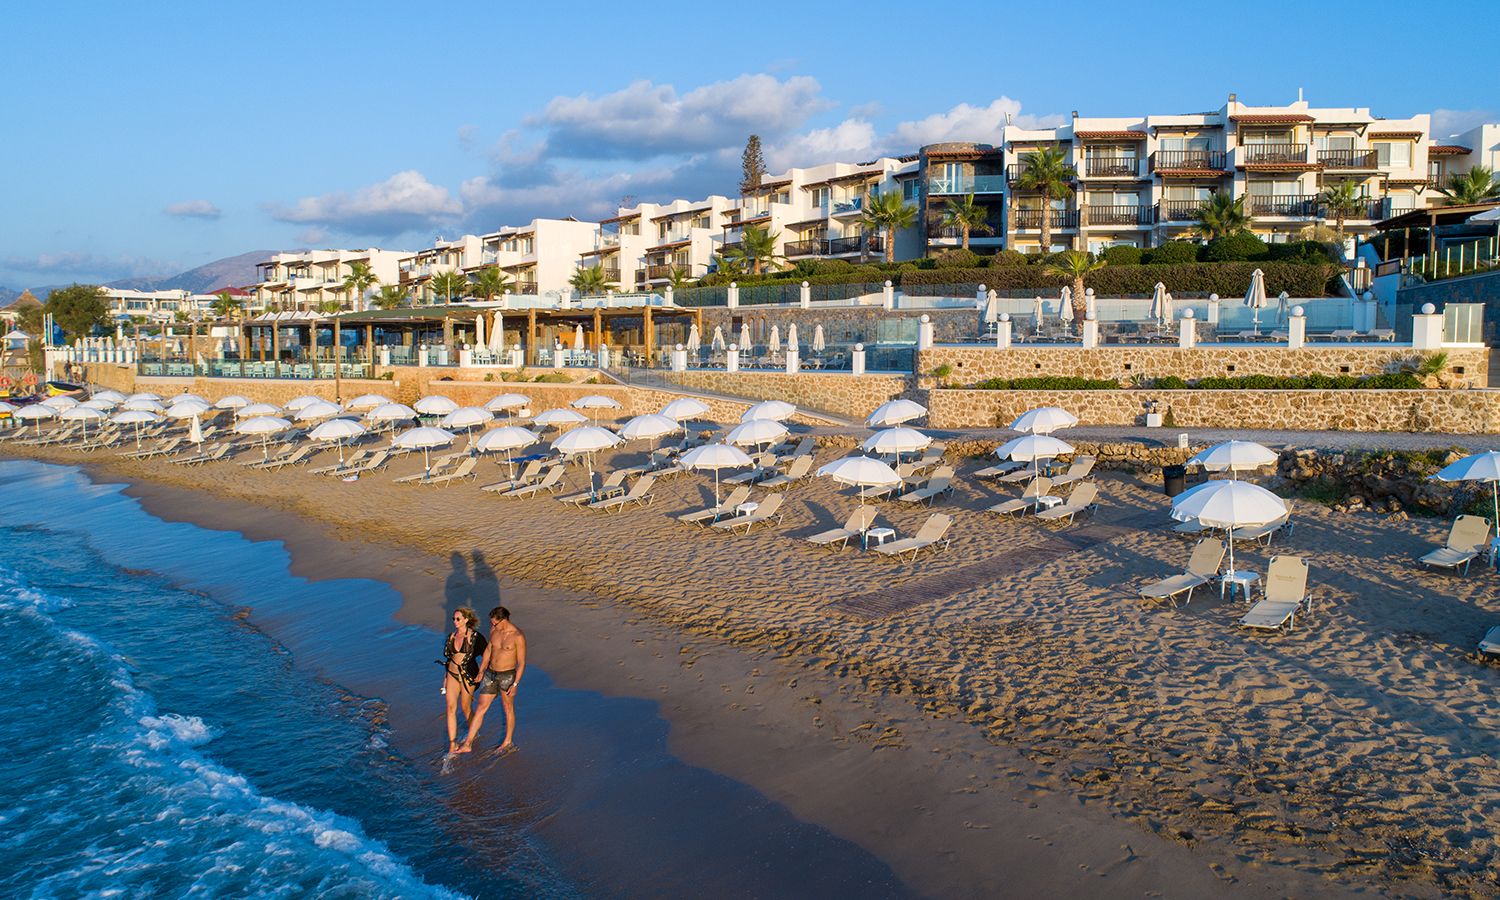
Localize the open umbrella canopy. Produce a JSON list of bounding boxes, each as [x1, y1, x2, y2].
[[60, 406, 106, 422], [0, 401, 17, 414], [862, 427, 931, 456], [1170, 479, 1287, 574], [1432, 451, 1500, 524], [741, 399, 796, 422], [309, 418, 366, 442], [92, 390, 126, 404], [484, 393, 530, 412], [680, 442, 753, 504], [123, 398, 166, 413], [296, 400, 345, 422], [413, 395, 459, 416], [124, 392, 162, 402], [533, 407, 587, 428], [1188, 440, 1278, 475], [392, 426, 455, 450], [80, 398, 117, 411], [236, 402, 282, 419], [215, 394, 251, 410], [366, 402, 417, 423], [39, 395, 79, 411], [13, 404, 58, 421], [345, 393, 392, 412], [552, 425, 621, 456], [475, 425, 540, 454], [571, 394, 622, 411], [233, 415, 290, 435], [659, 397, 710, 421], [866, 398, 927, 428], [440, 406, 494, 430], [996, 434, 1075, 462], [284, 395, 324, 412], [172, 393, 208, 405], [620, 413, 682, 442], [1009, 407, 1078, 435], [165, 398, 212, 419], [110, 408, 161, 424], [817, 455, 901, 501], [726, 418, 788, 448]]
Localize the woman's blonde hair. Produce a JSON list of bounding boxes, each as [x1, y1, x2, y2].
[[454, 607, 478, 630]]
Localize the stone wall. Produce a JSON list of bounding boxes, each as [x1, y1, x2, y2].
[[917, 344, 1490, 388], [658, 370, 911, 422], [928, 387, 1500, 433]]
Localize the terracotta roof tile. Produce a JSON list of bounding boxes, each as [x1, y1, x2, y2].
[[1232, 113, 1314, 124], [1430, 145, 1470, 155], [1075, 130, 1147, 141], [1368, 130, 1423, 139]]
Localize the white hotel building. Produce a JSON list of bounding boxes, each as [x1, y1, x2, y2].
[[253, 249, 410, 311]]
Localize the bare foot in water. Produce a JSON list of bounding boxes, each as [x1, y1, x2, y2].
[[497, 741, 514, 753], [454, 742, 473, 754]]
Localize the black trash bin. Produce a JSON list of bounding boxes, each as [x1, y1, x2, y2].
[[1163, 464, 1187, 497]]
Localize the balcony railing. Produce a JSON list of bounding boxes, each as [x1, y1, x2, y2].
[[1150, 150, 1227, 172], [1012, 209, 1081, 229], [514, 281, 539, 293], [1083, 157, 1142, 178], [1241, 143, 1310, 165], [784, 236, 883, 256], [1083, 205, 1154, 226], [1159, 200, 1204, 221], [1318, 149, 1379, 169], [602, 267, 621, 282], [1006, 164, 1077, 184], [1248, 194, 1319, 216], [645, 264, 678, 279], [927, 175, 1006, 194], [832, 197, 865, 214], [785, 238, 823, 257]]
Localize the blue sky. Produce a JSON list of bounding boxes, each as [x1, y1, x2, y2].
[[0, 0, 1491, 288]]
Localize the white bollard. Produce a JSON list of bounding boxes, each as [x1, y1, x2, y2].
[[418, 344, 428, 367], [1207, 293, 1220, 325], [976, 284, 987, 303], [997, 313, 1012, 349], [851, 343, 866, 376], [1287, 307, 1306, 349], [664, 285, 674, 306], [882, 280, 894, 310], [727, 282, 739, 309], [379, 346, 391, 367], [785, 348, 799, 374], [918, 314, 934, 350], [800, 281, 811, 309], [726, 344, 740, 372], [459, 348, 473, 368], [1412, 303, 1444, 350], [1178, 309, 1197, 349], [672, 343, 687, 372], [501, 289, 511, 309], [1081, 314, 1099, 349]]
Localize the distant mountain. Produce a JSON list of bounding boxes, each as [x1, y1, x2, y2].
[[104, 250, 274, 294], [0, 287, 20, 305]]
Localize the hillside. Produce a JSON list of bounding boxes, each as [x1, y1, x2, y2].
[[107, 250, 274, 294]]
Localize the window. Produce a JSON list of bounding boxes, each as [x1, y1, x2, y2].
[[1243, 130, 1293, 145], [1248, 178, 1301, 196], [1315, 134, 1354, 151], [1373, 142, 1412, 167], [1159, 136, 1212, 152], [901, 179, 920, 201], [1166, 185, 1215, 202], [809, 186, 830, 208], [1087, 190, 1140, 206], [658, 222, 670, 240]]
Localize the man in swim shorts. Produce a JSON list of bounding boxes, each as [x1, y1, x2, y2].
[[457, 606, 526, 754]]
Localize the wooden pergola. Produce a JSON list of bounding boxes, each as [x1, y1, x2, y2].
[[1373, 201, 1500, 260]]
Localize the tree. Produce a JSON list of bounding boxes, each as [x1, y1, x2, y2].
[[940, 192, 993, 250], [1046, 251, 1105, 327], [1317, 180, 1364, 241], [860, 190, 918, 263], [711, 253, 746, 277], [570, 265, 613, 296], [341, 261, 379, 311], [1439, 166, 1500, 206], [318, 300, 342, 315], [724, 223, 785, 275], [1015, 145, 1075, 252], [211, 291, 242, 320], [740, 134, 767, 196], [44, 284, 109, 341], [1193, 191, 1251, 241], [429, 270, 470, 304], [373, 285, 410, 309], [471, 266, 513, 302], [667, 267, 693, 290]]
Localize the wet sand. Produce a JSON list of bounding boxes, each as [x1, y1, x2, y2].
[[9, 430, 1499, 898]]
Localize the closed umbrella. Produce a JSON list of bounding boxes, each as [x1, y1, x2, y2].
[[862, 427, 930, 462], [1009, 406, 1078, 435], [296, 400, 344, 422], [866, 398, 927, 427], [726, 418, 788, 450], [812, 324, 826, 353], [489, 312, 506, 354], [1150, 282, 1169, 325], [660, 397, 710, 421], [392, 426, 456, 477], [680, 442, 753, 505], [1432, 451, 1500, 526], [983, 293, 1000, 325], [285, 395, 322, 412], [817, 454, 901, 510], [1170, 480, 1287, 576], [741, 399, 796, 422], [570, 394, 622, 426], [1244, 268, 1268, 335], [768, 325, 781, 355], [1032, 295, 1046, 332], [573, 324, 585, 351], [533, 407, 587, 429], [787, 323, 799, 353], [475, 425, 539, 479], [711, 326, 726, 351], [111, 408, 163, 450], [188, 415, 204, 446], [1188, 441, 1277, 480], [739, 321, 751, 352], [233, 414, 291, 462], [215, 394, 251, 410], [474, 312, 486, 350], [1059, 292, 1075, 324], [236, 402, 282, 419], [1162, 290, 1175, 330], [414, 395, 459, 417], [346, 393, 392, 412], [485, 393, 530, 416], [997, 433, 1075, 479], [308, 418, 367, 463], [686, 324, 701, 354], [1276, 290, 1290, 322]]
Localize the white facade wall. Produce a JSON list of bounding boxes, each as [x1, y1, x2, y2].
[[254, 248, 411, 311]]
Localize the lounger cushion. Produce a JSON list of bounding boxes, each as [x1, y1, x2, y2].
[[1421, 547, 1479, 569], [1480, 626, 1500, 656], [1140, 573, 1207, 600], [1240, 599, 1301, 630]]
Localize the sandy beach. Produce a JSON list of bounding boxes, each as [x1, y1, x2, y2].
[[7, 430, 1499, 898]]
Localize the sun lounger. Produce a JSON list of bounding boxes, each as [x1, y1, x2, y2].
[[1140, 539, 1225, 607], [758, 455, 814, 489], [1230, 512, 1293, 545], [332, 449, 391, 478], [589, 474, 655, 512], [174, 442, 236, 466], [974, 459, 1025, 479], [1048, 456, 1096, 488], [1239, 556, 1313, 632], [1479, 626, 1500, 656], [806, 507, 878, 551], [308, 448, 371, 476], [497, 465, 564, 498], [989, 477, 1053, 516], [1034, 482, 1099, 525], [259, 445, 319, 470], [677, 486, 751, 525], [559, 470, 628, 505], [1419, 514, 1491, 574], [712, 494, 784, 534], [481, 459, 545, 493], [898, 473, 954, 506], [423, 456, 478, 485], [874, 513, 953, 561], [725, 452, 777, 485], [122, 437, 183, 459]]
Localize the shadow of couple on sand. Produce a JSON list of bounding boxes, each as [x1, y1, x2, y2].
[[444, 550, 503, 624]]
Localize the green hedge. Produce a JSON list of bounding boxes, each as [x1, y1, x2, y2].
[[1187, 373, 1424, 390], [898, 261, 1340, 296], [973, 376, 1121, 390]]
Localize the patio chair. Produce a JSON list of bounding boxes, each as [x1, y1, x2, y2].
[[559, 470, 628, 506], [759, 455, 814, 489], [712, 494, 784, 534], [989, 477, 1053, 516], [589, 474, 656, 512], [806, 507, 878, 551], [1418, 515, 1491, 574], [897, 472, 954, 506], [498, 465, 564, 498], [678, 486, 751, 525], [1034, 482, 1099, 525], [1239, 556, 1313, 632], [874, 513, 954, 561], [1139, 538, 1226, 607], [1049, 456, 1096, 488]]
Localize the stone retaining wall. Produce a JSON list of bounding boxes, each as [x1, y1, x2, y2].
[[916, 344, 1489, 388], [928, 387, 1500, 433], [658, 370, 910, 422]]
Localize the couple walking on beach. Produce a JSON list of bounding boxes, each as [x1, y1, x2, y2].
[[443, 606, 526, 755]]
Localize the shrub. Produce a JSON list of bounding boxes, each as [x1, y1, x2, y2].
[[1265, 240, 1336, 264], [988, 249, 1030, 267], [972, 376, 1120, 390], [1143, 241, 1198, 265], [931, 363, 953, 379], [1188, 373, 1422, 390], [932, 248, 980, 269], [1102, 245, 1143, 266], [897, 262, 1339, 297], [1153, 375, 1189, 389], [532, 372, 571, 383], [808, 259, 855, 276], [1201, 233, 1269, 262]]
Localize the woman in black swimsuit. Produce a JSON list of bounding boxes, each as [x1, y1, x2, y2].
[[442, 607, 487, 753]]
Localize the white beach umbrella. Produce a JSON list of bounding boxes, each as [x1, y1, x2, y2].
[[40, 395, 79, 411], [346, 393, 392, 412], [440, 406, 495, 435], [570, 394, 622, 426], [739, 321, 752, 351], [1150, 282, 1169, 325], [123, 398, 166, 414], [165, 398, 211, 419], [392, 425, 456, 476], [680, 442, 753, 505], [92, 389, 125, 404], [236, 402, 282, 419], [1276, 290, 1290, 321], [741, 399, 796, 422], [1244, 268, 1268, 335], [726, 418, 788, 450], [812, 324, 826, 353], [14, 403, 57, 435], [1009, 406, 1078, 435], [573, 324, 585, 351], [997, 433, 1076, 479], [1170, 480, 1288, 576], [787, 323, 799, 353], [620, 413, 682, 444], [0, 401, 16, 414], [485, 392, 531, 415], [1032, 295, 1046, 331], [308, 417, 367, 463], [866, 398, 928, 428], [1059, 292, 1075, 323], [188, 415, 203, 445], [474, 312, 486, 349], [233, 414, 292, 462], [862, 427, 931, 462], [768, 324, 781, 354], [414, 395, 459, 417], [489, 312, 506, 354], [60, 404, 105, 437], [660, 397, 710, 421], [533, 407, 588, 429], [215, 394, 251, 410], [711, 326, 726, 351], [983, 293, 1000, 325], [296, 400, 344, 422], [1432, 451, 1500, 526], [285, 394, 323, 412], [172, 392, 208, 405], [125, 392, 162, 402], [366, 402, 417, 426], [80, 398, 117, 412], [686, 323, 701, 354], [1188, 441, 1278, 480], [817, 455, 901, 507], [475, 424, 540, 477], [111, 408, 163, 450], [552, 424, 621, 489]]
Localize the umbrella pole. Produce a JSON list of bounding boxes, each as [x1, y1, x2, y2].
[[1226, 525, 1236, 576], [714, 468, 721, 506], [1492, 480, 1498, 527]]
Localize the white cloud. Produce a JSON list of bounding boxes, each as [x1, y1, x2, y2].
[[296, 227, 330, 245], [163, 199, 222, 219], [765, 119, 879, 170], [2, 250, 176, 280], [1430, 108, 1494, 140], [889, 97, 1065, 148], [267, 170, 463, 235]]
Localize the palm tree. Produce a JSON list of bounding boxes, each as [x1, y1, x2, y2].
[[724, 223, 785, 275], [940, 192, 993, 250], [211, 291, 241, 320], [570, 265, 613, 296], [373, 285, 410, 309], [860, 190, 918, 263], [429, 270, 470, 305], [1046, 251, 1105, 327], [341, 261, 379, 311], [1317, 180, 1364, 241], [711, 252, 746, 278], [667, 266, 694, 290], [1439, 166, 1500, 206], [1193, 191, 1251, 240], [471, 266, 513, 302], [1015, 145, 1075, 252]]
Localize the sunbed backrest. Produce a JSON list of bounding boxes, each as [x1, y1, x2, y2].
[[1023, 477, 1052, 499], [1187, 539, 1226, 578], [1070, 457, 1096, 477], [1450, 515, 1492, 552], [722, 486, 751, 508], [930, 465, 955, 480], [1067, 483, 1098, 508], [916, 513, 952, 542], [756, 495, 783, 517], [629, 474, 655, 497], [786, 456, 813, 478], [1264, 556, 1309, 603], [925, 476, 951, 493], [844, 506, 877, 532]]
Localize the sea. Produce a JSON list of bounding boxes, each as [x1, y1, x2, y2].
[[0, 459, 907, 899]]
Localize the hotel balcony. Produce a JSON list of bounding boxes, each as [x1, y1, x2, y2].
[[926, 174, 1006, 195], [1318, 149, 1379, 170], [1082, 157, 1144, 178], [1082, 205, 1154, 226], [1006, 164, 1077, 185], [1248, 194, 1319, 217], [1150, 150, 1228, 173], [1011, 209, 1080, 230], [644, 264, 677, 280], [1158, 200, 1204, 222], [1238, 143, 1312, 166], [831, 197, 865, 216], [784, 236, 884, 257], [784, 238, 823, 257], [601, 266, 621, 282], [514, 281, 538, 294]]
